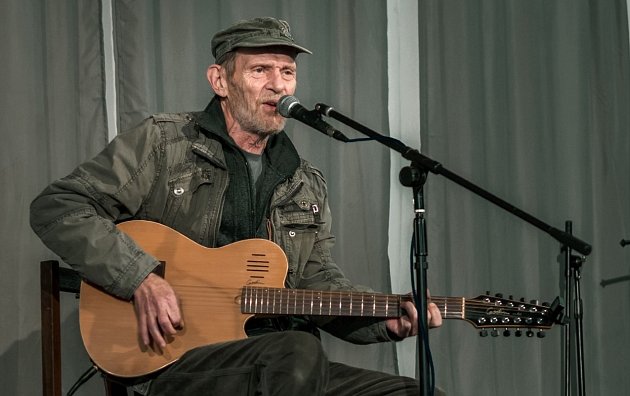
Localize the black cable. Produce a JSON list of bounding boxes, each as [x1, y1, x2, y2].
[[66, 365, 99, 396]]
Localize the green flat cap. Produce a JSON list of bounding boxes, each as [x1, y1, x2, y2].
[[212, 17, 312, 64]]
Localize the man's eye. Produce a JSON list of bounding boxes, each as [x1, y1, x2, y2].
[[282, 70, 296, 79]]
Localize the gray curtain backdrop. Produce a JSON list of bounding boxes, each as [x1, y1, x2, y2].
[[0, 1, 108, 395], [2, 0, 629, 395], [418, 1, 630, 395]]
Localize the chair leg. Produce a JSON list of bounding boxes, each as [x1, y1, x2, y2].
[[41, 260, 62, 396], [41, 260, 63, 396]]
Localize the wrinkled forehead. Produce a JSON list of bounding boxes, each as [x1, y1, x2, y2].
[[230, 47, 299, 72]]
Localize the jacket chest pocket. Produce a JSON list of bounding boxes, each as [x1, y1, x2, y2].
[[278, 197, 323, 234], [276, 196, 323, 287], [163, 166, 215, 227]]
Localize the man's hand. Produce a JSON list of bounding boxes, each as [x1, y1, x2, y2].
[[386, 297, 442, 339], [133, 273, 184, 348]]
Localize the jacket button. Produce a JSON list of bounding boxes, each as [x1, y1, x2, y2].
[[288, 230, 296, 237], [173, 187, 185, 196]]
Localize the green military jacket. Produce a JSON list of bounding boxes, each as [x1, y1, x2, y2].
[[30, 100, 393, 345]]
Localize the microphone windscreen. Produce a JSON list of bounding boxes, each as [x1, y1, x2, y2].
[[277, 95, 299, 118]]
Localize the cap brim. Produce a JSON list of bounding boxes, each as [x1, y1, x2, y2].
[[232, 39, 312, 55]]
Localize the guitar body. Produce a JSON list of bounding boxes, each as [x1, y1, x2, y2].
[[79, 220, 289, 378]]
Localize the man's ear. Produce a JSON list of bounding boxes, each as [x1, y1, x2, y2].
[[207, 65, 228, 97]]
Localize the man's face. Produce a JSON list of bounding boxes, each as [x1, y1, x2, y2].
[[224, 47, 297, 136]]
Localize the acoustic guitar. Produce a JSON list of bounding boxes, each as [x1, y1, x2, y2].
[[79, 220, 562, 378]]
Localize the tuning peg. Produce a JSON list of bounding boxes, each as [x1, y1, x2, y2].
[[491, 329, 499, 337], [537, 331, 546, 338], [542, 302, 550, 307], [509, 295, 514, 300], [485, 290, 491, 295], [530, 299, 539, 305], [515, 329, 522, 337], [503, 329, 511, 337], [526, 330, 534, 337], [495, 293, 503, 298], [480, 330, 488, 337]]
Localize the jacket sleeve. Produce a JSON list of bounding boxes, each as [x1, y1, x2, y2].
[[296, 166, 396, 344], [30, 118, 164, 300]]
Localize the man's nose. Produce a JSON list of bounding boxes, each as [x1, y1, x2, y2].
[[266, 69, 287, 92]]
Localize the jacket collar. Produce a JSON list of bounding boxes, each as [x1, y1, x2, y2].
[[192, 96, 300, 178]]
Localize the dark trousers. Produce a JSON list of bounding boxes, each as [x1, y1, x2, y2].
[[147, 331, 419, 395]]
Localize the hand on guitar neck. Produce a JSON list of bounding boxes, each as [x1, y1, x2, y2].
[[133, 273, 184, 348], [385, 295, 443, 339]]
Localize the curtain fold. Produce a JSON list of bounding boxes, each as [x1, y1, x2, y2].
[[386, 0, 422, 378]]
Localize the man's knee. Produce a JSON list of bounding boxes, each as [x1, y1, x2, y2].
[[277, 331, 323, 354], [262, 331, 328, 392]]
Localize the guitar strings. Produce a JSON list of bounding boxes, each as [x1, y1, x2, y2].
[[239, 287, 547, 319], [241, 288, 544, 308], [170, 285, 549, 332]]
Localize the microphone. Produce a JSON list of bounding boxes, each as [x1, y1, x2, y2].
[[277, 96, 348, 142]]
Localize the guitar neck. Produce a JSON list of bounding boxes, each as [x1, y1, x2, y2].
[[241, 286, 464, 319]]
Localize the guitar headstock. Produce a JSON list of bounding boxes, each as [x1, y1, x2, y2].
[[463, 293, 565, 338]]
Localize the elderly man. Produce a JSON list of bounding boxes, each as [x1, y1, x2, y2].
[[31, 17, 441, 395]]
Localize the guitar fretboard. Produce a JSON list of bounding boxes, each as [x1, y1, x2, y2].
[[240, 286, 465, 319]]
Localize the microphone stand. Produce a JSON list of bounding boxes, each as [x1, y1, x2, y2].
[[564, 221, 586, 396], [399, 166, 431, 394], [314, 102, 591, 395]]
